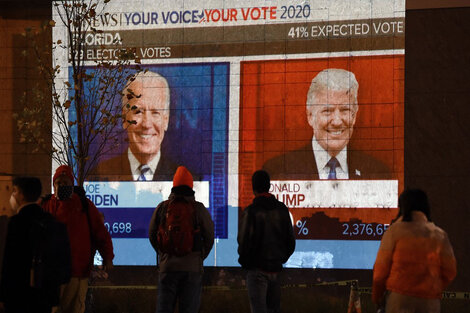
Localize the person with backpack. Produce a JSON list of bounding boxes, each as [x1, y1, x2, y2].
[[0, 176, 71, 313], [148, 166, 214, 313], [41, 165, 114, 313], [237, 170, 296, 313]]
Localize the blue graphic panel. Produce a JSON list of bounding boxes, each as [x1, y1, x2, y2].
[[70, 63, 230, 238]]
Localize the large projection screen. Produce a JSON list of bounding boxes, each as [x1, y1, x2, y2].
[[53, 0, 405, 269]]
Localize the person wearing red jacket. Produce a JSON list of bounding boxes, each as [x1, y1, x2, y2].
[[42, 165, 114, 313]]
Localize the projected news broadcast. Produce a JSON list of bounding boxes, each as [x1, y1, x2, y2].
[[53, 0, 405, 268]]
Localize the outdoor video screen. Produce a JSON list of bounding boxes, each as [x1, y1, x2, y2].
[[53, 0, 405, 268]]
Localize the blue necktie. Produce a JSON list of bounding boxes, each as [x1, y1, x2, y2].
[[138, 164, 150, 181], [327, 157, 339, 180]]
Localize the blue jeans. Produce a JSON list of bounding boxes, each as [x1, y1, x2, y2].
[[246, 270, 281, 313], [156, 271, 202, 313]]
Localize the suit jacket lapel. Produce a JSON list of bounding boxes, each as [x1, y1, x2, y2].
[[347, 149, 362, 179], [306, 144, 320, 180], [121, 152, 134, 181], [152, 153, 178, 181]]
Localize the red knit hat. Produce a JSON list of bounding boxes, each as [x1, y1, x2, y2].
[[173, 166, 193, 188], [53, 165, 74, 183]]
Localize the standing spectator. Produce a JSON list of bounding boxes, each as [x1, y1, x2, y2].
[[0, 200, 12, 285], [148, 166, 214, 313], [238, 170, 296, 313], [373, 189, 457, 313], [0, 177, 71, 313], [42, 165, 114, 313]]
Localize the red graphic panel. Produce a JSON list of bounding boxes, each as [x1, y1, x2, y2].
[[239, 55, 404, 239]]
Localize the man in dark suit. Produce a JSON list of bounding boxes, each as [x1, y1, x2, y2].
[[263, 68, 391, 180], [91, 71, 178, 181]]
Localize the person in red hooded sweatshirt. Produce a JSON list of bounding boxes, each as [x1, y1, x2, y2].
[[42, 165, 114, 313]]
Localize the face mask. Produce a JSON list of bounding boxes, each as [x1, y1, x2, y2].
[[9, 194, 19, 212], [57, 185, 74, 200]]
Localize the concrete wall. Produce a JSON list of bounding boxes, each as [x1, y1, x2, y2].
[[0, 1, 52, 213], [405, 7, 470, 291]]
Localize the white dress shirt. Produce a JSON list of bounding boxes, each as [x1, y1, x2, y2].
[[312, 138, 349, 179], [128, 149, 161, 181]]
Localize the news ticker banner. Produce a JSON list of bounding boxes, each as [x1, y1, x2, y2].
[[82, 17, 404, 60], [52, 0, 405, 62], [85, 179, 395, 240]]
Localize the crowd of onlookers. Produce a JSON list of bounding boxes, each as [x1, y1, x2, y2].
[[0, 166, 456, 313]]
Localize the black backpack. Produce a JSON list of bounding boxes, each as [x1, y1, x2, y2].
[[30, 213, 71, 289]]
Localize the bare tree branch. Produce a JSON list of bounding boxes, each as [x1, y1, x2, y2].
[[15, 0, 141, 185]]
